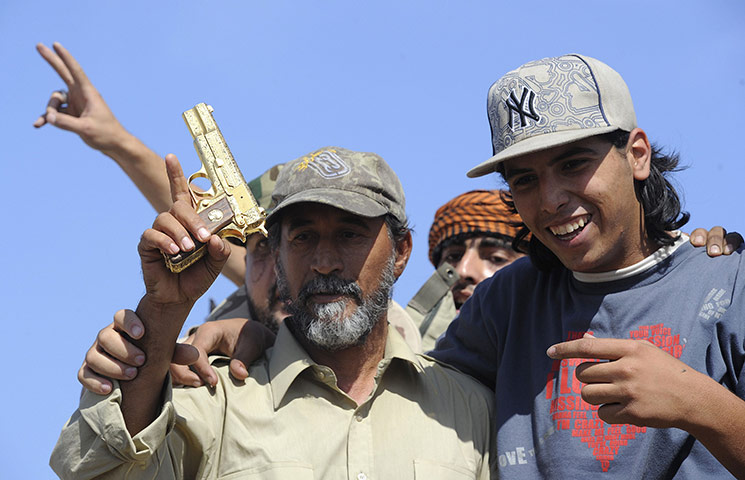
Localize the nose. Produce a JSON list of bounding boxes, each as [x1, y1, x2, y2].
[[311, 236, 343, 276], [454, 247, 483, 285], [539, 174, 569, 214]]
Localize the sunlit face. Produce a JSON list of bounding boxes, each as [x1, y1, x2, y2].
[[244, 233, 287, 329], [502, 133, 653, 273], [438, 236, 523, 309], [276, 203, 406, 350]]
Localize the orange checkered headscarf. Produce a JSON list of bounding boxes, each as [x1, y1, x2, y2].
[[428, 189, 524, 266]]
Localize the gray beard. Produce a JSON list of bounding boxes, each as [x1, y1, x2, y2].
[[276, 255, 395, 351]]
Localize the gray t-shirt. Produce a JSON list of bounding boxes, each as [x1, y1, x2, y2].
[[433, 240, 745, 478]]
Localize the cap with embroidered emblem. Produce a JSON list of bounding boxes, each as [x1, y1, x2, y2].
[[468, 54, 637, 178], [266, 146, 406, 225]]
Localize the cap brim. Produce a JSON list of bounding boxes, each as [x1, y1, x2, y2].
[[467, 126, 619, 178], [266, 188, 389, 226]]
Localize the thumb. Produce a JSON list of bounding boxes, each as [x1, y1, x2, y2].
[[47, 110, 84, 133], [229, 358, 249, 381], [231, 321, 277, 371], [172, 343, 200, 365], [202, 236, 231, 279]]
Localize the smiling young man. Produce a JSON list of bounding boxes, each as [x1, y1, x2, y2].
[[51, 147, 496, 479], [432, 55, 745, 478]]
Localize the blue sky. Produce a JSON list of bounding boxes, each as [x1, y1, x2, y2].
[[2, 1, 744, 476]]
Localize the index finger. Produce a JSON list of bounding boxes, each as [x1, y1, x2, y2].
[[165, 154, 192, 205], [52, 42, 92, 87], [36, 42, 73, 86], [546, 337, 633, 361]]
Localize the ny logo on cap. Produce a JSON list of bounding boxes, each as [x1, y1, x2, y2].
[[505, 86, 540, 130], [295, 149, 351, 179]]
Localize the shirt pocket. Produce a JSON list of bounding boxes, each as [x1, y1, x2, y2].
[[218, 461, 314, 480], [414, 459, 478, 479]]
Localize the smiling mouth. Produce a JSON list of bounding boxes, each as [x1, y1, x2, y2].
[[548, 214, 591, 240]]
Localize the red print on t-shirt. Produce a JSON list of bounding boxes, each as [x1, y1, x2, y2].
[[544, 325, 685, 472]]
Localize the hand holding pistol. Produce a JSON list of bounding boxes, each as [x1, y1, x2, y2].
[[165, 103, 266, 272]]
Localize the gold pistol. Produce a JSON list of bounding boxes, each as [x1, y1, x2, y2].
[[164, 103, 267, 273]]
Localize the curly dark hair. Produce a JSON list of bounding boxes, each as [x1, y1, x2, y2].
[[498, 130, 690, 271]]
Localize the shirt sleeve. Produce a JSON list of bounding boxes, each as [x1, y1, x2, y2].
[[49, 375, 223, 479], [429, 275, 501, 391]]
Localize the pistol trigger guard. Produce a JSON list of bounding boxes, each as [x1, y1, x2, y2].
[[187, 170, 216, 200]]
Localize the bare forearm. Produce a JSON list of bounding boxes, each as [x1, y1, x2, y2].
[[101, 131, 172, 213], [119, 296, 192, 436], [682, 374, 745, 478]]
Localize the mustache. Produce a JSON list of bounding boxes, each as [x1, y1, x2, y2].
[[294, 275, 363, 306]]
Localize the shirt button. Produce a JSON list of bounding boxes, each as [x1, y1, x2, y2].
[[316, 370, 326, 380], [357, 473, 367, 480], [355, 414, 363, 422]]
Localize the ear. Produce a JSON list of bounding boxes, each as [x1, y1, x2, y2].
[[627, 128, 652, 181], [393, 231, 413, 279]]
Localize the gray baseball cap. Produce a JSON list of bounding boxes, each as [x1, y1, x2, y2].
[[468, 54, 637, 178], [266, 146, 406, 225]]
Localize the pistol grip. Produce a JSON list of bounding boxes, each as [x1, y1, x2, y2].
[[163, 196, 234, 273]]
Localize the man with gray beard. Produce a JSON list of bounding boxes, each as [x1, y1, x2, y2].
[[277, 254, 394, 351], [51, 147, 496, 479]]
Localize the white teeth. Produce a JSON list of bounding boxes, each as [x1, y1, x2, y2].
[[549, 215, 590, 236]]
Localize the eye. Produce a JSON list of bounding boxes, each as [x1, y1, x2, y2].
[[441, 247, 464, 266], [561, 158, 589, 172], [488, 255, 509, 266], [341, 230, 360, 240], [255, 237, 270, 251], [291, 232, 310, 243], [444, 252, 463, 263], [510, 173, 537, 189]]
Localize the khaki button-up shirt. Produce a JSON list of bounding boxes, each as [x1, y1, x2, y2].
[[51, 323, 495, 479]]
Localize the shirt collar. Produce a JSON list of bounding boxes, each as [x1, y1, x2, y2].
[[268, 320, 423, 409], [572, 233, 688, 283]]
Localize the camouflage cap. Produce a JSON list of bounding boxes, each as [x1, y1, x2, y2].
[[266, 146, 406, 226], [468, 54, 637, 177], [247, 163, 284, 210]]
